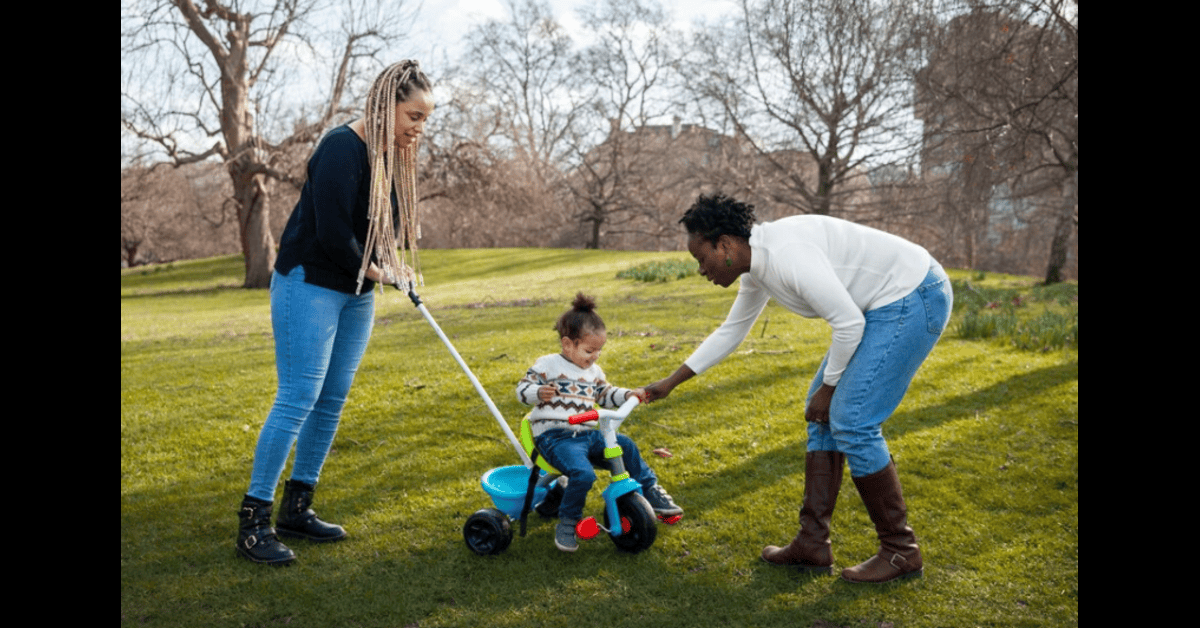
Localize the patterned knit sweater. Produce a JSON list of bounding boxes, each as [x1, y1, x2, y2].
[[516, 354, 636, 437]]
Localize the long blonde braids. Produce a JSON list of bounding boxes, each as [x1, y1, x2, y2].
[[356, 60, 431, 295]]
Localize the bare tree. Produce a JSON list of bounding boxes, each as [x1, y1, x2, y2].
[[121, 163, 166, 267], [915, 0, 1077, 283], [566, 0, 685, 249], [122, 159, 246, 266], [419, 148, 564, 248], [684, 0, 932, 217], [461, 0, 582, 187], [407, 67, 569, 249], [121, 0, 415, 287]]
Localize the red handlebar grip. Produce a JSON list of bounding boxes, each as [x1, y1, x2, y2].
[[568, 410, 599, 425]]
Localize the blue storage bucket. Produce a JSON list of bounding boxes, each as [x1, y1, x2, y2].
[[481, 465, 547, 519]]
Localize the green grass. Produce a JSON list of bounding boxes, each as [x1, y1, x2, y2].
[[952, 272, 1078, 352], [616, 258, 698, 282], [122, 251, 1077, 627]]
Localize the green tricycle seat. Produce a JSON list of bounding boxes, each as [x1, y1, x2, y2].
[[519, 414, 561, 475]]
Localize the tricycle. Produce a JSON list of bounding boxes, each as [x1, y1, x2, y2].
[[404, 289, 671, 556]]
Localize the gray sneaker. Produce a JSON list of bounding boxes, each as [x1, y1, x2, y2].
[[644, 484, 683, 516], [555, 521, 578, 552]]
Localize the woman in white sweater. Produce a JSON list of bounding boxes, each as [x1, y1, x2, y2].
[[643, 194, 953, 583]]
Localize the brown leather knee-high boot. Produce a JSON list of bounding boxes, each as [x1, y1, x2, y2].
[[841, 458, 923, 583], [761, 450, 845, 573]]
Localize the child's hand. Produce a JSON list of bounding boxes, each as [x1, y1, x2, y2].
[[631, 388, 647, 402], [537, 385, 556, 402]]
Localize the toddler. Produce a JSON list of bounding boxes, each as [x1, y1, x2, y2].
[[516, 293, 682, 552]]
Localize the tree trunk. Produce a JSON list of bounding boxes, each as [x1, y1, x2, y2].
[[588, 217, 601, 249], [965, 228, 976, 272], [234, 166, 277, 288], [1042, 174, 1076, 285]]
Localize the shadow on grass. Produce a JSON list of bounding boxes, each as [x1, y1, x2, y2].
[[122, 359, 1074, 627], [123, 461, 863, 627], [648, 359, 1078, 515], [121, 283, 249, 299], [122, 477, 865, 627], [888, 359, 1079, 438]]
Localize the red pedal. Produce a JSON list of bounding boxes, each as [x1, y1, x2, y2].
[[658, 514, 683, 525], [576, 517, 600, 539]]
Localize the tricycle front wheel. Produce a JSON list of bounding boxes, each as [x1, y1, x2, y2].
[[605, 492, 657, 553], [463, 508, 513, 555]]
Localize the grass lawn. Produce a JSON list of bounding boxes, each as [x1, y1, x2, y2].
[[121, 249, 1077, 627]]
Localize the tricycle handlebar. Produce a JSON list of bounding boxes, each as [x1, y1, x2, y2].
[[567, 395, 641, 425], [568, 410, 599, 425]]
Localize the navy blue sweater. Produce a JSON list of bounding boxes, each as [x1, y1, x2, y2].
[[275, 125, 398, 294]]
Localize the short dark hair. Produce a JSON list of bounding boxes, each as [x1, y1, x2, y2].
[[679, 193, 756, 245]]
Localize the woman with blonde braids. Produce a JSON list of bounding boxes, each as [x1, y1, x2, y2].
[[236, 61, 434, 565]]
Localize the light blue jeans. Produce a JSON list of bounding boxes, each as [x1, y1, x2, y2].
[[806, 263, 953, 477], [247, 266, 375, 502], [534, 430, 659, 523]]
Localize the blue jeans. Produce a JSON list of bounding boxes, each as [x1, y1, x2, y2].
[[534, 430, 659, 523], [247, 266, 375, 502], [806, 263, 953, 477]]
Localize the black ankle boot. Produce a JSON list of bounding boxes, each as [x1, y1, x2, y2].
[[236, 495, 296, 565], [275, 480, 347, 542]]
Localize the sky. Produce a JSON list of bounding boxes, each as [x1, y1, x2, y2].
[[400, 0, 738, 67], [121, 0, 741, 163], [398, 0, 740, 127]]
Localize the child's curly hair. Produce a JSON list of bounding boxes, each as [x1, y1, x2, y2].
[[678, 193, 757, 244], [554, 292, 605, 340]]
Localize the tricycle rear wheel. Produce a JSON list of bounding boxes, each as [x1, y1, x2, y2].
[[463, 508, 513, 555]]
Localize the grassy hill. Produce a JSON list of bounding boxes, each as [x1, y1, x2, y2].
[[121, 250, 1077, 627]]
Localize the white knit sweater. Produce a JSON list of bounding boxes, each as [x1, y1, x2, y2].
[[684, 215, 933, 386], [516, 354, 636, 437]]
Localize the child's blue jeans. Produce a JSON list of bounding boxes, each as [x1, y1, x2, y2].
[[805, 263, 953, 477], [247, 266, 375, 502], [534, 429, 659, 523]]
